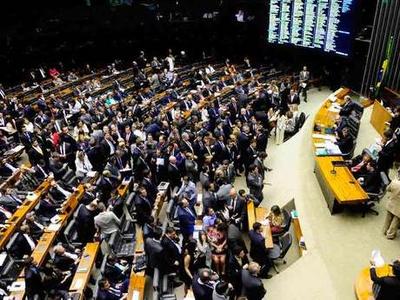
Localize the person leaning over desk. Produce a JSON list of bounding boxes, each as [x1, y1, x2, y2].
[[370, 259, 400, 300]]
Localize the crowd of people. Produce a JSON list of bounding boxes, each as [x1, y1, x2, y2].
[[0, 52, 313, 299]]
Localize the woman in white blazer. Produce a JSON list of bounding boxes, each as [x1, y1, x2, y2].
[[75, 150, 93, 179]]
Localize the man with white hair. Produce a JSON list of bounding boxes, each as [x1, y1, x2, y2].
[[339, 95, 358, 117], [168, 156, 181, 189]]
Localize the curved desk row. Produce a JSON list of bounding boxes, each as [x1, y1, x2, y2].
[[312, 88, 369, 214]]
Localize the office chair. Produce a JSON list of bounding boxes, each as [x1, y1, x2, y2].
[[362, 172, 390, 218], [268, 232, 293, 274], [341, 140, 357, 160], [108, 231, 135, 258], [272, 209, 292, 242]]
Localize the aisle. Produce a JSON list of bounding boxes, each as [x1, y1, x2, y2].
[[236, 88, 400, 299]]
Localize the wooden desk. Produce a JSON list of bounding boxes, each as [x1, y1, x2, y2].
[[69, 242, 100, 298], [117, 178, 131, 198], [314, 156, 369, 214], [127, 270, 146, 300], [0, 178, 51, 249], [255, 207, 273, 249], [370, 100, 392, 136], [354, 265, 392, 300], [247, 201, 273, 249]]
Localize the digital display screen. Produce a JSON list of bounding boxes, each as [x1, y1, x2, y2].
[[268, 0, 357, 56]]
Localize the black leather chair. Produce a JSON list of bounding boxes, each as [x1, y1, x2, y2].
[[268, 232, 293, 273], [362, 172, 390, 217]]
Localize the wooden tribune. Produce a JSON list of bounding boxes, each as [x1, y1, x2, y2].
[[313, 88, 369, 214], [370, 100, 392, 137]]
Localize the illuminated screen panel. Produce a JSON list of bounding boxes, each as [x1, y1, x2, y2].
[[268, 0, 357, 56]]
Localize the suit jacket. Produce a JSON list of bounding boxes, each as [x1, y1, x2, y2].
[[161, 235, 181, 274], [177, 206, 196, 236], [87, 145, 106, 171], [245, 146, 258, 166], [135, 195, 152, 225], [335, 135, 354, 154], [25, 265, 44, 298], [248, 230, 267, 265], [10, 232, 36, 259], [168, 163, 181, 189], [145, 237, 163, 269], [192, 275, 214, 300], [241, 269, 266, 300], [227, 196, 246, 222], [339, 101, 357, 117], [370, 267, 400, 300], [247, 173, 263, 201], [54, 254, 75, 271], [76, 206, 97, 243], [287, 93, 300, 105], [142, 177, 158, 203]]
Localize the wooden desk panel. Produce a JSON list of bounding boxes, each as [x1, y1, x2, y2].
[[370, 100, 392, 137], [69, 242, 100, 294], [127, 270, 146, 300], [315, 156, 368, 213], [247, 201, 256, 231], [354, 265, 392, 300]]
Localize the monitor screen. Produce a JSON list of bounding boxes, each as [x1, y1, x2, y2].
[[267, 0, 357, 57]]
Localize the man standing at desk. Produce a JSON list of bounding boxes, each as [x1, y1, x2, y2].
[[299, 66, 310, 102]]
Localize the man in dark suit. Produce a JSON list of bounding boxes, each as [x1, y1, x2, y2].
[[335, 127, 354, 154], [167, 156, 182, 189], [229, 246, 249, 297], [10, 225, 36, 259], [227, 188, 246, 228], [87, 138, 106, 172], [228, 97, 240, 121], [75, 200, 98, 243], [177, 198, 196, 241], [245, 140, 258, 174], [253, 152, 270, 180], [247, 164, 264, 202], [192, 268, 216, 300], [287, 89, 300, 105], [25, 258, 45, 300], [241, 262, 267, 300], [144, 227, 163, 275], [370, 259, 400, 300], [141, 169, 158, 204], [123, 125, 136, 146], [53, 245, 79, 272], [97, 279, 126, 300], [161, 227, 181, 275], [339, 95, 358, 117], [248, 222, 272, 278], [134, 187, 152, 226]]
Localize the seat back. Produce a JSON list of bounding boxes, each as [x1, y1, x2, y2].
[[279, 232, 293, 259], [297, 112, 306, 131], [282, 209, 292, 233]]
